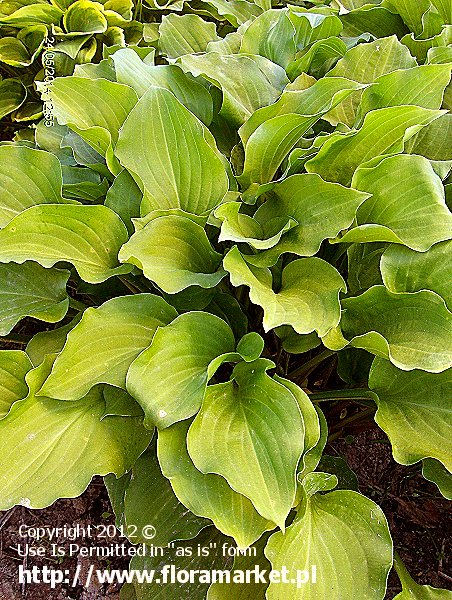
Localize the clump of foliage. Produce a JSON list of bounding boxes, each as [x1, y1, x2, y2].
[[0, 0, 451, 597]]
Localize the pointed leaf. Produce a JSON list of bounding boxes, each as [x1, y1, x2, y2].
[[324, 286, 452, 373], [306, 106, 444, 185], [119, 215, 225, 294], [0, 350, 32, 419], [63, 0, 108, 34], [0, 262, 69, 335], [112, 48, 213, 125], [127, 311, 236, 429], [0, 146, 77, 228], [0, 356, 152, 510], [369, 357, 452, 471], [115, 87, 229, 216], [238, 77, 366, 187], [244, 173, 369, 266], [159, 13, 219, 58], [325, 35, 416, 126], [179, 52, 288, 128], [338, 154, 452, 250], [0, 204, 131, 283], [39, 294, 177, 400], [394, 552, 452, 599], [380, 240, 452, 309], [265, 488, 392, 600], [224, 247, 346, 335], [0, 78, 26, 120], [158, 419, 273, 548], [187, 359, 304, 529], [111, 445, 209, 545]]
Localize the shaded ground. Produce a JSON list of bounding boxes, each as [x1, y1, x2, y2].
[[0, 428, 450, 599]]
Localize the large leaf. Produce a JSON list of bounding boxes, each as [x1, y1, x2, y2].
[[179, 52, 288, 127], [239, 9, 296, 68], [0, 204, 131, 284], [369, 358, 452, 471], [0, 356, 152, 510], [240, 173, 369, 266], [111, 48, 213, 125], [107, 445, 209, 546], [159, 13, 219, 58], [0, 350, 32, 419], [325, 35, 417, 126], [127, 311, 236, 429], [0, 145, 77, 228], [238, 77, 366, 187], [63, 0, 108, 33], [187, 359, 304, 529], [324, 286, 452, 373], [129, 527, 233, 600], [337, 154, 452, 250], [224, 247, 346, 335], [119, 215, 226, 293], [0, 79, 26, 119], [46, 76, 138, 155], [380, 240, 452, 308], [104, 169, 142, 235], [0, 262, 69, 335], [39, 294, 177, 400], [158, 419, 274, 548], [306, 106, 444, 185], [265, 482, 392, 599], [357, 64, 452, 122], [115, 87, 229, 216], [422, 459, 452, 500]]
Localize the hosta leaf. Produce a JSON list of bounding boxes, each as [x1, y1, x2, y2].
[[357, 64, 452, 122], [422, 459, 452, 500], [0, 204, 131, 284], [63, 0, 108, 34], [108, 445, 209, 545], [187, 359, 304, 528], [129, 528, 232, 600], [207, 532, 272, 599], [158, 420, 273, 548], [324, 286, 452, 373], [201, 0, 262, 27], [104, 170, 142, 235], [0, 34, 40, 67], [111, 48, 213, 125], [336, 154, 452, 250], [238, 77, 365, 187], [46, 77, 138, 155], [179, 52, 288, 128], [0, 4, 63, 26], [287, 37, 347, 80], [25, 316, 81, 367], [119, 215, 226, 294], [306, 106, 444, 185], [0, 262, 69, 336], [239, 9, 296, 68], [242, 173, 369, 266], [127, 311, 236, 429], [289, 10, 343, 49], [0, 78, 26, 120], [214, 202, 297, 251], [369, 358, 452, 471], [0, 350, 32, 419], [115, 87, 229, 216], [0, 146, 77, 228], [384, 0, 444, 38], [0, 356, 152, 510], [265, 486, 392, 600], [159, 13, 219, 58], [224, 247, 346, 335], [340, 5, 408, 39], [325, 35, 417, 126], [380, 241, 452, 308], [39, 294, 177, 400], [406, 114, 452, 161], [394, 552, 452, 599]]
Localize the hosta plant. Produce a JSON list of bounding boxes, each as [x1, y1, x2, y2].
[[0, 0, 451, 598]]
